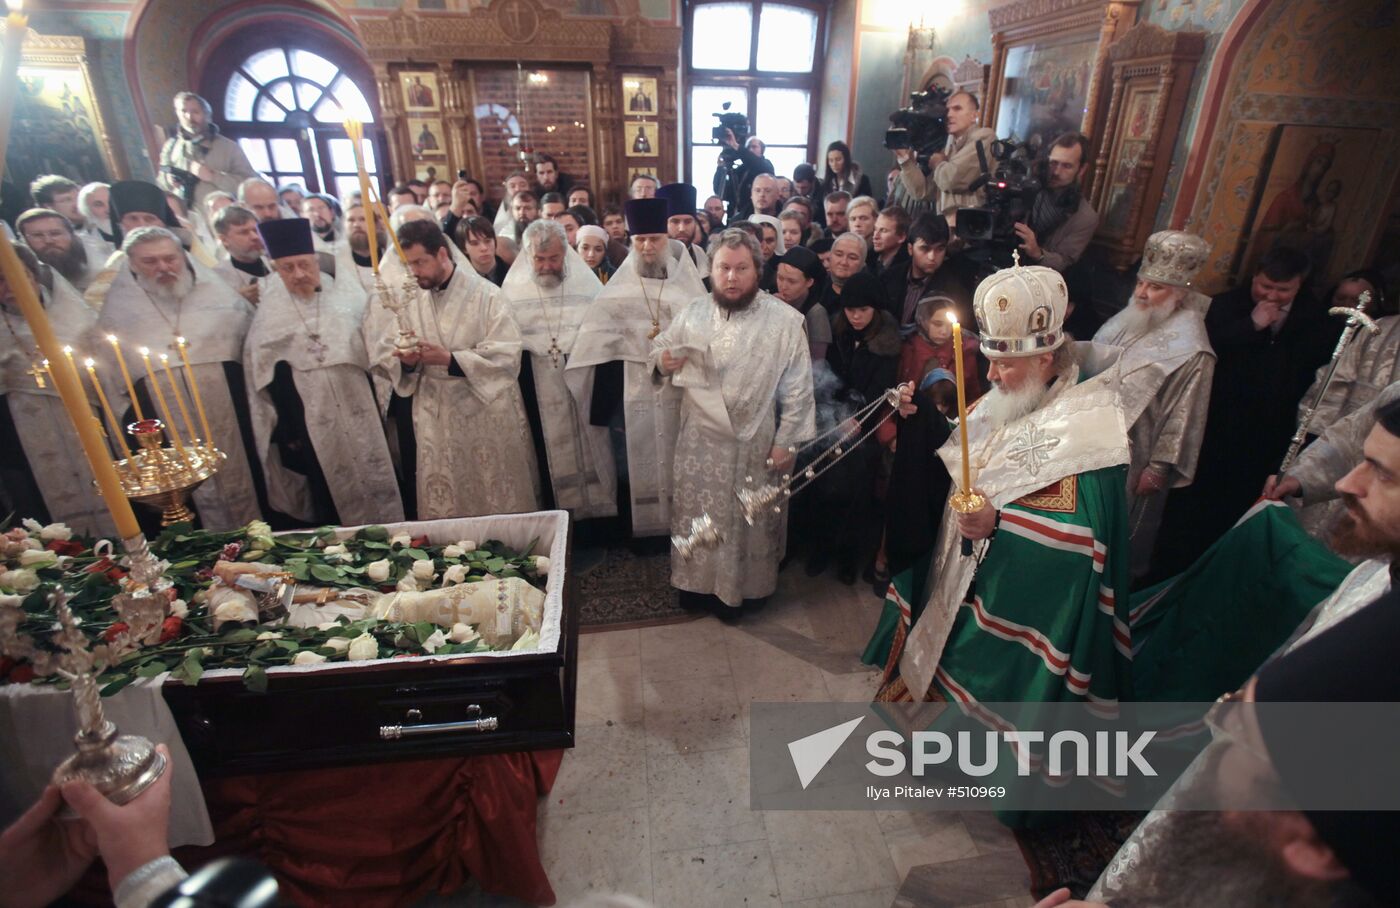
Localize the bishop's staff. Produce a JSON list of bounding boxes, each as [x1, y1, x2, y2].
[[1278, 290, 1380, 475]]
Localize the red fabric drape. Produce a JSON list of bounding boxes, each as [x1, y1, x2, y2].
[[159, 750, 564, 908]]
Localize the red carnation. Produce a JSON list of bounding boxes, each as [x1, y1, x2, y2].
[[45, 539, 85, 556], [219, 542, 243, 562], [410, 535, 430, 549], [159, 615, 184, 643], [103, 622, 129, 642], [7, 663, 34, 684]]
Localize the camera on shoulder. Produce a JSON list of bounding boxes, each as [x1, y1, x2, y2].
[[955, 138, 1041, 264], [883, 87, 952, 163]]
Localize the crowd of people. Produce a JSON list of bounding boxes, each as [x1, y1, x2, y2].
[[3, 86, 1400, 907]]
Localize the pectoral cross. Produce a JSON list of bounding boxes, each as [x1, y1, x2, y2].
[[547, 338, 562, 368], [307, 333, 328, 364], [26, 362, 47, 389], [648, 320, 660, 340]]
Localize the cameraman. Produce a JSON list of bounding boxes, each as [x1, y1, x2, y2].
[[1012, 132, 1098, 273], [893, 91, 996, 216], [713, 129, 774, 222], [158, 92, 257, 210]]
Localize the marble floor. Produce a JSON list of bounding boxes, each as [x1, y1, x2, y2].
[[424, 568, 1036, 908]]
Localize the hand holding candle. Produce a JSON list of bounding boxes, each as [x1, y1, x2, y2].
[[946, 313, 988, 556]]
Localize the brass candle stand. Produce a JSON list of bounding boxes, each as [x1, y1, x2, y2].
[[374, 270, 421, 352], [116, 418, 223, 527]]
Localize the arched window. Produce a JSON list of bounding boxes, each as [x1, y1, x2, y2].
[[204, 37, 386, 200]]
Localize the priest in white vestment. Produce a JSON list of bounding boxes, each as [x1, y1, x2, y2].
[[651, 228, 816, 611], [244, 218, 402, 527], [569, 198, 707, 536], [500, 219, 616, 520], [209, 203, 269, 307], [96, 227, 263, 530], [371, 219, 540, 519], [1093, 230, 1215, 577], [0, 252, 116, 536]]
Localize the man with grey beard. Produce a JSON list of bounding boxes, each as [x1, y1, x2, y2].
[[651, 228, 816, 616], [96, 227, 265, 529], [876, 261, 1133, 715], [15, 209, 104, 292], [499, 218, 617, 521], [1094, 230, 1216, 577], [570, 198, 708, 537]]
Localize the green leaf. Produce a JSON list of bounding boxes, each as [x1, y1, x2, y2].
[[404, 548, 429, 561], [100, 674, 134, 696], [486, 557, 507, 573], [358, 525, 390, 542], [136, 660, 171, 678], [310, 563, 341, 583], [220, 627, 260, 643], [274, 639, 300, 651], [521, 536, 539, 557], [242, 665, 269, 694], [176, 649, 205, 686], [286, 562, 310, 581]]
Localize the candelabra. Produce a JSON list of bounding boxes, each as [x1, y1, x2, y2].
[[676, 385, 909, 558], [117, 419, 223, 527], [374, 270, 421, 351]]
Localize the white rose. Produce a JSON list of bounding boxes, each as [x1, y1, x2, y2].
[[421, 628, 448, 654], [441, 564, 468, 586], [366, 559, 391, 582], [256, 630, 282, 641], [347, 632, 379, 661], [395, 574, 418, 592], [323, 543, 347, 554], [21, 518, 42, 534], [531, 556, 551, 575], [411, 560, 436, 581], [322, 636, 351, 654], [442, 544, 465, 559], [39, 523, 72, 542], [457, 539, 478, 553], [450, 622, 479, 644], [316, 621, 342, 631], [510, 628, 541, 651], [0, 569, 40, 593], [18, 549, 57, 568], [328, 551, 354, 563], [169, 599, 188, 619], [390, 533, 412, 548], [293, 650, 327, 665], [212, 597, 258, 628]]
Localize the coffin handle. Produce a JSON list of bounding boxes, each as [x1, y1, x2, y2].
[[379, 705, 499, 740]]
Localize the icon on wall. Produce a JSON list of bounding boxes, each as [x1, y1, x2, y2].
[[408, 117, 446, 157], [401, 72, 440, 112], [626, 121, 657, 157], [622, 74, 657, 116]]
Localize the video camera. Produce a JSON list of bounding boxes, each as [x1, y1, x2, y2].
[[161, 164, 201, 208], [883, 88, 951, 160], [711, 103, 750, 147], [955, 138, 1041, 264]]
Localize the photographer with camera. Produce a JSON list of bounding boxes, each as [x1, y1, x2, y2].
[[158, 92, 257, 211], [893, 91, 995, 216], [1011, 132, 1098, 273], [712, 105, 774, 223]]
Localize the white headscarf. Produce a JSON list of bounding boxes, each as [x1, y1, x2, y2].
[[750, 214, 786, 256]]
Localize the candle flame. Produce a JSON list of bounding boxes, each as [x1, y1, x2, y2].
[[176, 335, 186, 345], [62, 344, 72, 354], [40, 358, 48, 366], [83, 357, 95, 368], [138, 346, 150, 356], [106, 333, 118, 343], [5, 0, 24, 14], [159, 353, 169, 362], [947, 312, 958, 325]]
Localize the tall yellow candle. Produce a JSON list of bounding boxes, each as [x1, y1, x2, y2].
[[175, 337, 214, 448], [343, 119, 379, 272], [85, 358, 132, 460], [0, 3, 28, 177], [159, 353, 198, 444], [0, 231, 140, 538], [374, 198, 407, 265], [948, 314, 972, 493], [106, 334, 146, 421], [138, 347, 187, 456]]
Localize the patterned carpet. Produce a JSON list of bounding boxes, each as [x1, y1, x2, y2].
[[576, 546, 694, 629], [1014, 810, 1146, 899]]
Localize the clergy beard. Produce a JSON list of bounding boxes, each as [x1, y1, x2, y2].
[[1328, 493, 1400, 560], [1125, 809, 1367, 908], [1103, 298, 1175, 343], [638, 260, 669, 280], [714, 283, 759, 313], [136, 270, 195, 306], [535, 271, 563, 290], [37, 240, 88, 283], [979, 378, 1051, 430]]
